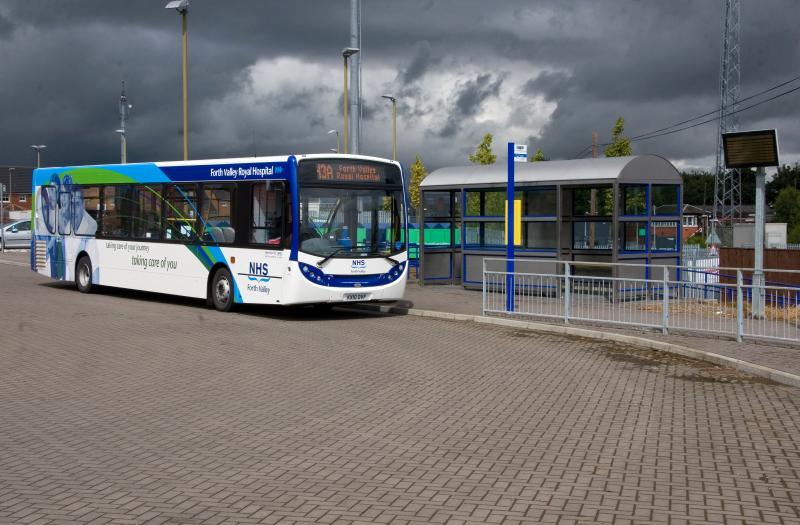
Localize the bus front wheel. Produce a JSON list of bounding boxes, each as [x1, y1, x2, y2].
[[75, 256, 93, 293], [211, 267, 235, 312]]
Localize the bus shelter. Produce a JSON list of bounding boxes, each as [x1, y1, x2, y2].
[[417, 154, 683, 287]]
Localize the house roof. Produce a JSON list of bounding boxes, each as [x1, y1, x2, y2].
[[420, 155, 681, 189]]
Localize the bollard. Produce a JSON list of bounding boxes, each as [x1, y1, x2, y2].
[[736, 270, 744, 342], [662, 266, 669, 335], [564, 262, 571, 324]]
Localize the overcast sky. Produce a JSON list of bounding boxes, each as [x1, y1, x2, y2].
[[1, 0, 798, 173]]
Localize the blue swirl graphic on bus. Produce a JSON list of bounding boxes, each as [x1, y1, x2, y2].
[[248, 262, 271, 283]]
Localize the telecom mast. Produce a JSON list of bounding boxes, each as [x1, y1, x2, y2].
[[710, 0, 742, 245], [118, 81, 132, 163]]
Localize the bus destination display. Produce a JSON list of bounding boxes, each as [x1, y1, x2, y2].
[[299, 160, 401, 186]]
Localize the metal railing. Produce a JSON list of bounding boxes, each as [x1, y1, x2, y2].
[[482, 259, 800, 345]]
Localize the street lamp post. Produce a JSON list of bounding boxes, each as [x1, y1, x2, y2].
[[327, 130, 340, 154], [381, 94, 397, 160], [166, 0, 189, 160], [115, 130, 127, 163], [342, 47, 360, 154], [31, 145, 46, 168]]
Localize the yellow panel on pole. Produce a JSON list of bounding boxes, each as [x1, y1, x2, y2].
[[504, 199, 522, 245]]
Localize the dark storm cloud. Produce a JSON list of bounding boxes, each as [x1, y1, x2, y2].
[[0, 0, 797, 170], [522, 72, 571, 101], [397, 41, 440, 85], [439, 73, 504, 138]]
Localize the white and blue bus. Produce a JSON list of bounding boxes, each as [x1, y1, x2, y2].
[[31, 154, 408, 311]]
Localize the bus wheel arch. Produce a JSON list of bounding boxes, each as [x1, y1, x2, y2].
[[207, 263, 235, 312], [75, 253, 93, 293]]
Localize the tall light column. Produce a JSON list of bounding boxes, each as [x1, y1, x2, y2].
[[166, 0, 190, 160], [31, 145, 46, 168], [381, 94, 396, 160], [349, 0, 361, 154], [342, 47, 360, 154]]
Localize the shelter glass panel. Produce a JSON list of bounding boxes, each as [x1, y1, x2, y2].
[[573, 221, 613, 250], [424, 222, 452, 247], [525, 222, 557, 249], [620, 221, 647, 251], [651, 221, 679, 251], [423, 192, 451, 218], [573, 188, 613, 216], [622, 185, 647, 216], [466, 191, 481, 216], [652, 185, 679, 215], [483, 191, 505, 217], [484, 222, 505, 248], [465, 221, 480, 248], [524, 188, 556, 216]]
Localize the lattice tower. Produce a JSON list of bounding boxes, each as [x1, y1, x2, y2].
[[712, 0, 742, 237]]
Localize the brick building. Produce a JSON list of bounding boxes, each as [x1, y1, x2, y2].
[[0, 166, 34, 221]]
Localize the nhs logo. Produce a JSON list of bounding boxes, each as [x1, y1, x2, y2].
[[248, 262, 271, 282], [351, 259, 366, 274]]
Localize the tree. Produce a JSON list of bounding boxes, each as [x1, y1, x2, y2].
[[773, 186, 800, 229], [604, 117, 632, 157], [766, 163, 800, 205], [469, 133, 497, 165], [680, 169, 755, 206], [789, 224, 800, 244], [529, 148, 546, 162], [408, 155, 427, 211], [681, 171, 715, 207]]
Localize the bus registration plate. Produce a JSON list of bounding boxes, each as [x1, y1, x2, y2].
[[343, 292, 370, 302]]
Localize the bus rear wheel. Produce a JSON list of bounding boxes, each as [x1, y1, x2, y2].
[[211, 267, 235, 312], [75, 256, 93, 293]]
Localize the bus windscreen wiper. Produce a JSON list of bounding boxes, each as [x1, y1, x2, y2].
[[369, 250, 400, 266], [316, 247, 348, 267]]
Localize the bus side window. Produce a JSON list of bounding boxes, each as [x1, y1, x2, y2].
[[164, 184, 199, 242], [100, 185, 133, 238], [200, 184, 234, 243], [132, 185, 163, 240], [250, 182, 283, 246]]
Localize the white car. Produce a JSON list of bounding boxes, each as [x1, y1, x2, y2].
[[1, 219, 32, 249]]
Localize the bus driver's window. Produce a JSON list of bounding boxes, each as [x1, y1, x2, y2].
[[251, 182, 284, 245]]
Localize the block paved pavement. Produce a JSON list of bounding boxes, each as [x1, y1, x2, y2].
[[402, 282, 800, 378], [1, 252, 799, 524]]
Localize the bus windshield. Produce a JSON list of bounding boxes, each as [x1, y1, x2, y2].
[[299, 186, 405, 257]]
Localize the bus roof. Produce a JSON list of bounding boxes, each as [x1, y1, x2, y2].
[[32, 153, 400, 187]]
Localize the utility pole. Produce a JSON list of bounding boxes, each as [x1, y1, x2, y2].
[[710, 0, 742, 246], [349, 0, 361, 155]]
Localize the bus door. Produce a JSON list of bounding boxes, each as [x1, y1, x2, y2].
[[240, 180, 287, 303]]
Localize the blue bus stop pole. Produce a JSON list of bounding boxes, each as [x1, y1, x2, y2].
[[506, 142, 515, 312]]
